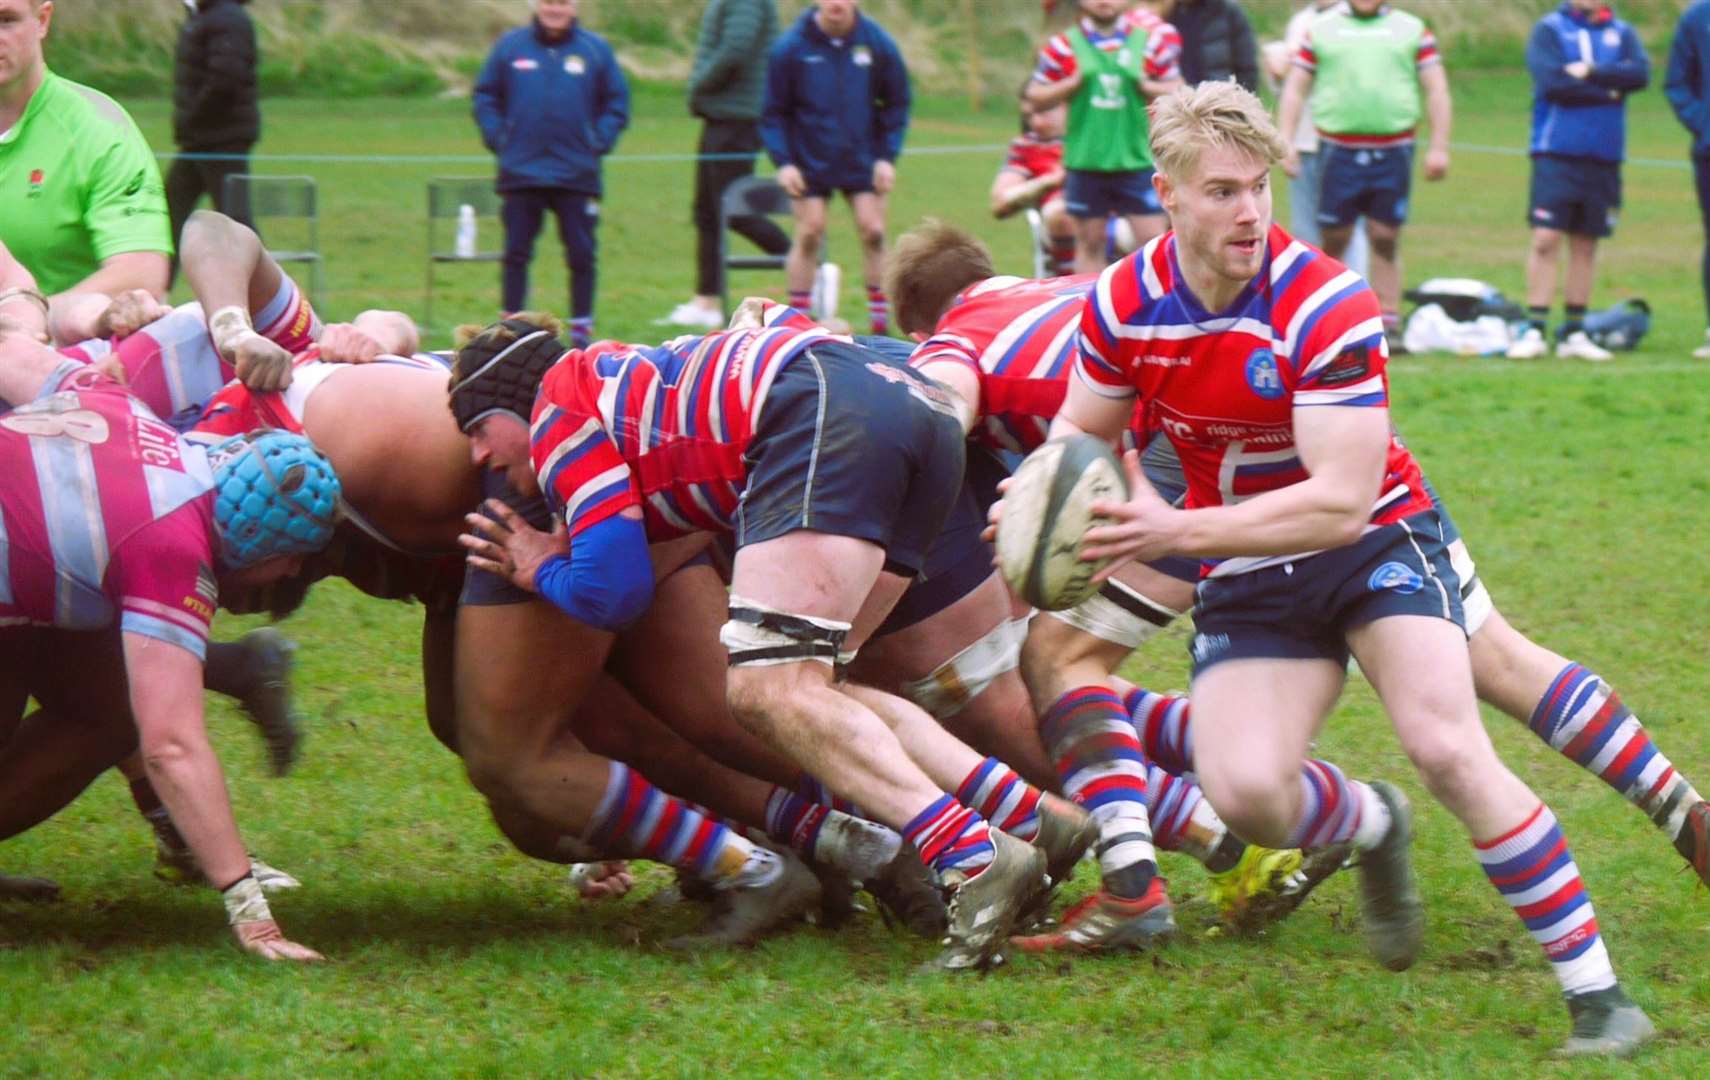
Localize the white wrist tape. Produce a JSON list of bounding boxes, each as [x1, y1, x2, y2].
[[208, 305, 263, 356], [222, 873, 273, 925]]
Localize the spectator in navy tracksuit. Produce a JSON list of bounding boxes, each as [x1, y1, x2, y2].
[[1666, 0, 1710, 358], [761, 0, 910, 334], [1509, 0, 1649, 362], [473, 0, 629, 346]]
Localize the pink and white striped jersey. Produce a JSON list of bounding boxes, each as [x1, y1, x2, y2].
[[529, 325, 836, 540], [909, 274, 1099, 455], [1074, 224, 1432, 577], [1034, 10, 1182, 86], [56, 277, 319, 431], [0, 372, 218, 658]]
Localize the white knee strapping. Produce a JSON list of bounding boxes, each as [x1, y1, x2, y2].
[[1448, 539, 1493, 636], [900, 616, 1030, 720], [720, 595, 853, 668], [1045, 578, 1182, 650]]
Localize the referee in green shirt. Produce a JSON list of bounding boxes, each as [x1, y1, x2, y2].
[[0, 0, 171, 319]]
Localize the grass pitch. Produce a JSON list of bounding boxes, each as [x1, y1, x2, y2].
[[3, 72, 1709, 1075]]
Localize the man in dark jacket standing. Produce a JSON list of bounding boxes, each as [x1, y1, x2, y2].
[[473, 0, 629, 347], [1667, 0, 1710, 359], [761, 0, 909, 335], [1150, 0, 1258, 91], [1508, 0, 1649, 362], [657, 0, 788, 330], [167, 0, 259, 262]]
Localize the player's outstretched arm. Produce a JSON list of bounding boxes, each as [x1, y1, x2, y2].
[[0, 323, 77, 406], [122, 632, 322, 962]]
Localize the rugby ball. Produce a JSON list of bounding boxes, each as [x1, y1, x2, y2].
[[995, 434, 1129, 611]]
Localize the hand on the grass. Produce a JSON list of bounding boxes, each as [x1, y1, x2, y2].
[[777, 165, 807, 199], [231, 334, 295, 392], [96, 290, 168, 339], [460, 498, 569, 593], [872, 160, 896, 196], [1422, 148, 1449, 182], [569, 861, 635, 901], [1082, 449, 1182, 579], [317, 322, 385, 364], [234, 919, 324, 962]]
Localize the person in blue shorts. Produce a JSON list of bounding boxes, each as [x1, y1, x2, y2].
[[1508, 0, 1650, 362]]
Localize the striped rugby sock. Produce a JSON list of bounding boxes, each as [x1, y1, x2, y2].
[[585, 762, 756, 885], [568, 315, 593, 348], [1475, 803, 1616, 995], [903, 794, 994, 881], [1124, 686, 1194, 774], [1288, 760, 1389, 850], [956, 757, 1043, 842], [764, 786, 829, 855], [788, 289, 812, 313], [1145, 763, 1227, 864], [794, 772, 862, 817], [1529, 663, 1702, 838], [1043, 686, 1157, 896], [865, 282, 889, 335]]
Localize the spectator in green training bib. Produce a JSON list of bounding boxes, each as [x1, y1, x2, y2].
[[0, 0, 171, 316], [1027, 0, 1183, 273], [1276, 0, 1451, 352]]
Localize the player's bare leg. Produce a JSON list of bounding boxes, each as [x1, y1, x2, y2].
[[1124, 212, 1167, 248], [786, 196, 830, 308], [1350, 614, 1651, 1052], [726, 530, 1046, 969], [1072, 215, 1108, 274], [850, 192, 890, 334]]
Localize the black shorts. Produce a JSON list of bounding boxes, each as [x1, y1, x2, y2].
[[1318, 142, 1413, 228], [738, 340, 966, 576], [458, 469, 557, 607], [1528, 154, 1621, 238], [1064, 168, 1161, 218], [873, 475, 994, 638], [1188, 510, 1464, 677], [801, 176, 876, 200]]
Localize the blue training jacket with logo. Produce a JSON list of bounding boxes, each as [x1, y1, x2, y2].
[[1527, 3, 1649, 163], [760, 8, 911, 188], [472, 19, 630, 195]]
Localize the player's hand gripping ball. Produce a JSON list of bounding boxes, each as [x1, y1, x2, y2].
[[995, 434, 1129, 610]]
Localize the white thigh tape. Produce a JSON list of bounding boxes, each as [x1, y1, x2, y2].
[[721, 595, 853, 668], [1448, 539, 1492, 636], [1046, 578, 1182, 650], [901, 616, 1029, 720]]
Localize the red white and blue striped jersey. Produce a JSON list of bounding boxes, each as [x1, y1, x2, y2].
[[57, 282, 319, 432], [0, 371, 218, 657], [909, 274, 1098, 455], [529, 324, 835, 540], [1075, 224, 1431, 577], [1034, 11, 1182, 86]]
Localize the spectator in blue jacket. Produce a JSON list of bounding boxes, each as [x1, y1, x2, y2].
[[1509, 0, 1649, 361], [473, 0, 629, 346], [1666, 0, 1710, 359], [761, 0, 910, 334]]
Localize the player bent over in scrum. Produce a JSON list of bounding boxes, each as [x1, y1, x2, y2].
[[0, 324, 338, 960], [1011, 81, 1652, 1056], [454, 317, 1099, 970]]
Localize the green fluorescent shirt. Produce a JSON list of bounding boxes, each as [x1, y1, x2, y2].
[[0, 71, 171, 294]]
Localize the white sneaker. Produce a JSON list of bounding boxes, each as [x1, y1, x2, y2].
[[1506, 326, 1548, 359], [1693, 331, 1710, 360], [811, 262, 841, 322], [654, 301, 723, 330], [1556, 330, 1613, 362]]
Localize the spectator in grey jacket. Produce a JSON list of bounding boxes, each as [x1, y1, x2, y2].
[[657, 0, 788, 329]]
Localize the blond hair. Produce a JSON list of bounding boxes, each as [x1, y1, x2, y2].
[[1149, 81, 1288, 183], [884, 219, 995, 336]]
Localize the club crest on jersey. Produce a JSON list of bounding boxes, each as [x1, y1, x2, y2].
[[853, 45, 873, 67], [1244, 348, 1284, 400], [1368, 561, 1424, 596], [565, 55, 587, 76]]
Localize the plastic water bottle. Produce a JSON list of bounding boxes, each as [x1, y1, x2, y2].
[[455, 204, 477, 258]]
